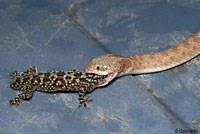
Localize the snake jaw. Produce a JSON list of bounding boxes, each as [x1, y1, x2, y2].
[[98, 72, 118, 87]]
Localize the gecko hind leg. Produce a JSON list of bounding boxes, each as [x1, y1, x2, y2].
[[78, 87, 92, 108], [9, 89, 34, 106], [8, 71, 22, 78], [23, 66, 37, 75], [9, 66, 37, 78]]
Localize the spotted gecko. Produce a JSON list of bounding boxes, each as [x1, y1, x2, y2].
[[9, 66, 107, 107]]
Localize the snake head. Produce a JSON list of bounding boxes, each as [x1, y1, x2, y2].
[[84, 54, 124, 87]]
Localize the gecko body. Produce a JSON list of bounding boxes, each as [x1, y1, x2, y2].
[[9, 66, 107, 107]]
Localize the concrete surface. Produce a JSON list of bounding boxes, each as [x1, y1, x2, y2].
[[0, 0, 199, 134]]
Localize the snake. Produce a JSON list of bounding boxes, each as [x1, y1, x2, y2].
[[84, 32, 200, 87]]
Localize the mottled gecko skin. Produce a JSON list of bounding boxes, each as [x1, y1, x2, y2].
[[9, 66, 106, 107]]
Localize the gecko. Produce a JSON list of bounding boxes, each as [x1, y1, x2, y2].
[[9, 66, 107, 107]]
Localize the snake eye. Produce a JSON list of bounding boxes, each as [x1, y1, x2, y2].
[[96, 66, 100, 70]]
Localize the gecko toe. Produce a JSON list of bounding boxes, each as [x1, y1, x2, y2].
[[78, 96, 93, 108], [9, 96, 22, 106]]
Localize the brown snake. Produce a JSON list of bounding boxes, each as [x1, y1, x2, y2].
[[84, 32, 200, 86]]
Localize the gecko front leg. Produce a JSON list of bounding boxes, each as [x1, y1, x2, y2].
[[78, 87, 92, 108]]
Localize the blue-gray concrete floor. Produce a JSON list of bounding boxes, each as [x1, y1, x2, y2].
[[0, 0, 200, 134]]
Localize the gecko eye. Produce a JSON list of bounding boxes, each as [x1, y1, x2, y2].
[[96, 66, 100, 70]]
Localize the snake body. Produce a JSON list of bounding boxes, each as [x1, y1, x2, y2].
[[84, 32, 200, 86]]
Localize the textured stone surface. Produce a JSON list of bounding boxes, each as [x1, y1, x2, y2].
[[0, 0, 199, 134]]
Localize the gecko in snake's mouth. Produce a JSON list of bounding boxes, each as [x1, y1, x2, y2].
[[8, 67, 109, 107], [97, 72, 117, 87]]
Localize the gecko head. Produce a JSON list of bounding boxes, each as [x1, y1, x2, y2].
[[84, 54, 123, 87]]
